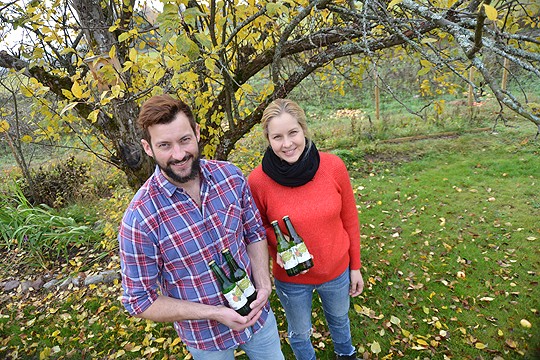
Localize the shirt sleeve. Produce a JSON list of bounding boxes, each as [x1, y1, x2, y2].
[[118, 209, 161, 315], [239, 170, 266, 246]]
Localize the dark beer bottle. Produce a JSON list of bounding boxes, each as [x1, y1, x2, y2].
[[208, 260, 251, 316], [271, 220, 300, 276], [221, 248, 257, 305], [283, 215, 314, 272]]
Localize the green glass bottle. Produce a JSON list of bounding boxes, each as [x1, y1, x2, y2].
[[208, 260, 251, 316], [222, 248, 257, 305], [283, 215, 314, 272], [271, 220, 300, 276]]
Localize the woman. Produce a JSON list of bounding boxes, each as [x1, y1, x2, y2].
[[248, 98, 364, 360]]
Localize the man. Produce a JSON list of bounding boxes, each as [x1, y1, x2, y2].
[[118, 94, 284, 359]]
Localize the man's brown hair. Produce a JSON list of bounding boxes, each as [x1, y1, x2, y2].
[[137, 94, 197, 142]]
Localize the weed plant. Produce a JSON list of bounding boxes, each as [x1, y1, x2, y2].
[[0, 181, 103, 269]]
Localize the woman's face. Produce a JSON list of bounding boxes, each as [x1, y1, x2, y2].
[[267, 112, 306, 164]]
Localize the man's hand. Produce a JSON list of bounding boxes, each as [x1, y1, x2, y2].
[[215, 306, 261, 331]]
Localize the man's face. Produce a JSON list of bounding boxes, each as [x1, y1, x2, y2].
[[142, 112, 201, 185]]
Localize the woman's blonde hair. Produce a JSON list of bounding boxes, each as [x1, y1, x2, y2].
[[261, 99, 311, 143]]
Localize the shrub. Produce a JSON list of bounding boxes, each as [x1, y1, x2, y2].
[[21, 156, 88, 208]]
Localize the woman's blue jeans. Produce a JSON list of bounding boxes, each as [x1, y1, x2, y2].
[[274, 269, 356, 360]]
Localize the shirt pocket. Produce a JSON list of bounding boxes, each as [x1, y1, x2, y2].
[[215, 203, 243, 251]]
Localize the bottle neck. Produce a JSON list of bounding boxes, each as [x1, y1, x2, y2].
[[224, 252, 240, 272], [272, 223, 286, 241], [211, 263, 231, 286], [284, 218, 299, 238]]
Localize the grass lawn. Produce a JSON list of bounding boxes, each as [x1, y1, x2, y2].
[[1, 112, 539, 359]]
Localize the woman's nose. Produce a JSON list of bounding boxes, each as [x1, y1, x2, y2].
[[283, 136, 292, 147]]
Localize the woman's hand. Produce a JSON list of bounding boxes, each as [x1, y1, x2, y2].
[[349, 269, 364, 297]]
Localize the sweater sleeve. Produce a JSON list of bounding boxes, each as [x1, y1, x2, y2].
[[333, 155, 362, 269]]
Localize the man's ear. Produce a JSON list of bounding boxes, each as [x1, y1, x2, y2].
[[195, 124, 201, 142], [141, 139, 154, 158]]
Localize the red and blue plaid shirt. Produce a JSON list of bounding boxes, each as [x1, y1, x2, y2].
[[119, 160, 269, 350]]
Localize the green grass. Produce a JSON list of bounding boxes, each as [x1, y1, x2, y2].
[[1, 98, 539, 359], [347, 126, 539, 359]]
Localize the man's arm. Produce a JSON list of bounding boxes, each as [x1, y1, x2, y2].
[[135, 295, 261, 331]]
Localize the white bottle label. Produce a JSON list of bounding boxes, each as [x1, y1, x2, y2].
[[280, 249, 298, 270], [223, 285, 248, 310], [293, 242, 312, 263], [238, 275, 256, 298]]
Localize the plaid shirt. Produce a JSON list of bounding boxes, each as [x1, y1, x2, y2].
[[119, 160, 269, 351]]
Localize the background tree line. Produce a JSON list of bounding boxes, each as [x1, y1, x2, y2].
[[0, 0, 539, 189]]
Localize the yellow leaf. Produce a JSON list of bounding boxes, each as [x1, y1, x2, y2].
[[370, 341, 381, 354], [21, 135, 33, 143], [421, 37, 438, 43], [483, 4, 498, 21], [118, 32, 130, 42], [88, 109, 100, 123], [520, 319, 532, 328], [61, 88, 74, 100], [171, 337, 182, 346], [417, 339, 429, 346], [354, 304, 363, 313], [387, 0, 403, 9], [390, 315, 401, 325], [154, 337, 166, 343], [475, 342, 487, 349], [497, 329, 504, 337], [109, 45, 117, 60], [0, 120, 9, 133], [72, 81, 84, 99]]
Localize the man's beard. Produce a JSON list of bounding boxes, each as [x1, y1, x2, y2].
[[160, 154, 201, 184]]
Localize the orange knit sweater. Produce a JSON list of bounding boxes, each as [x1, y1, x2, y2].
[[248, 152, 361, 285]]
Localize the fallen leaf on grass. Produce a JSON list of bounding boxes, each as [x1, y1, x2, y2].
[[520, 319, 532, 328], [371, 341, 381, 354]]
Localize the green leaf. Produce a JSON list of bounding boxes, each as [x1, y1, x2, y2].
[[176, 35, 200, 60]]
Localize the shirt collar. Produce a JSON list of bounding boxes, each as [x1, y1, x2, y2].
[[152, 160, 214, 198]]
